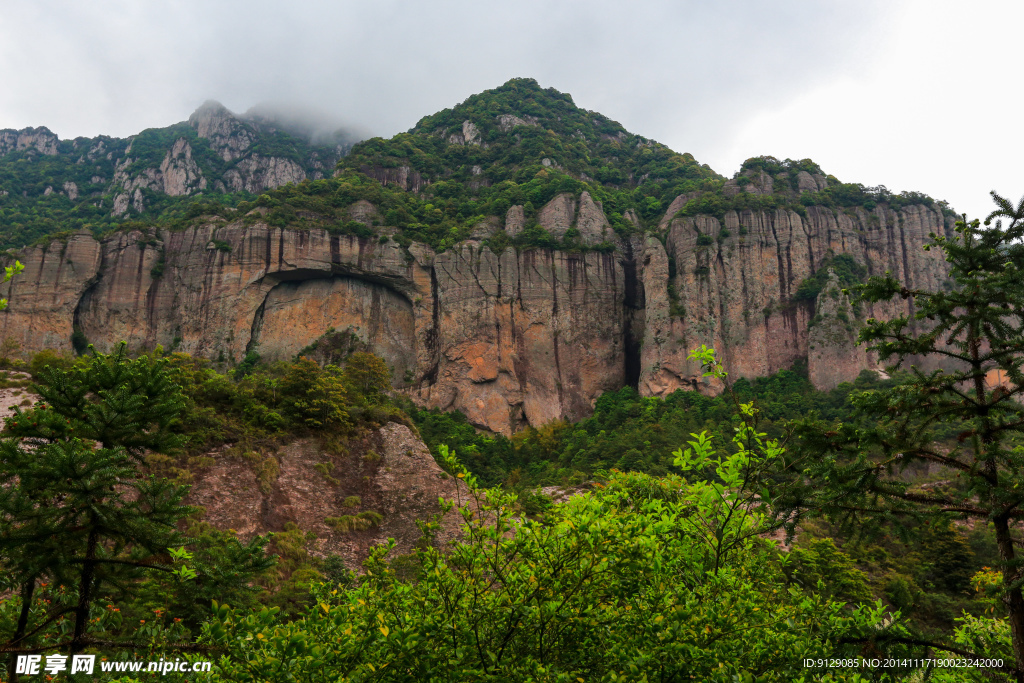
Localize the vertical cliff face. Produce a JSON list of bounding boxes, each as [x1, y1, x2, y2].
[[0, 193, 954, 434], [69, 223, 430, 365], [637, 203, 952, 395], [0, 232, 102, 353], [807, 269, 873, 391], [416, 245, 627, 433]]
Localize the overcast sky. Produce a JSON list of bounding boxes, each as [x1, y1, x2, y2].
[[2, 0, 1020, 220]]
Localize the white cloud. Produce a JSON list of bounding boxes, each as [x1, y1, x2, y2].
[[7, 0, 1015, 221], [715, 0, 1024, 220], [1, 1, 891, 137]]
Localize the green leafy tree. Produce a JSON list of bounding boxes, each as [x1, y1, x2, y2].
[[778, 192, 1024, 679], [342, 351, 391, 399], [200, 441, 913, 682], [0, 260, 24, 311], [288, 363, 351, 432], [671, 345, 790, 574]]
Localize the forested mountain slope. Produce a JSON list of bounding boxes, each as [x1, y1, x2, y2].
[[0, 101, 358, 249]]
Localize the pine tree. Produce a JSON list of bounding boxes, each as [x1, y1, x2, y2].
[[0, 345, 272, 679], [780, 192, 1024, 679], [8, 342, 185, 457], [0, 438, 192, 656]]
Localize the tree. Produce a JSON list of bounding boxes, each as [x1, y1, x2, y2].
[[295, 371, 350, 431], [342, 352, 391, 399], [779, 192, 1024, 679], [202, 454, 907, 682], [0, 345, 272, 678], [0, 260, 24, 312], [9, 342, 186, 457], [0, 438, 193, 658], [282, 358, 351, 432]]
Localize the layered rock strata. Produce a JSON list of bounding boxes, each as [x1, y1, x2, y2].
[[637, 204, 950, 395], [0, 197, 954, 434]]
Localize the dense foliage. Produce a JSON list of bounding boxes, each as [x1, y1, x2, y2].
[[0, 347, 272, 681], [345, 78, 720, 209], [773, 194, 1024, 678], [0, 80, 999, 681], [201, 459, 912, 682], [407, 361, 890, 489], [0, 337, 1012, 680], [794, 253, 869, 302]]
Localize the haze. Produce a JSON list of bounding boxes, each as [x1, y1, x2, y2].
[[2, 0, 1019, 220]]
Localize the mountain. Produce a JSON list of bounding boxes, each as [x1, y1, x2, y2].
[[0, 101, 360, 249], [0, 78, 956, 433]]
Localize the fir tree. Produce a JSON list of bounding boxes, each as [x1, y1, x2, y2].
[[780, 191, 1024, 679], [0, 345, 272, 679]]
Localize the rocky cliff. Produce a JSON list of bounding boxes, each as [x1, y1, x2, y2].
[[0, 101, 360, 246], [0, 79, 960, 433], [637, 203, 951, 396], [187, 422, 473, 572], [0, 189, 953, 435]]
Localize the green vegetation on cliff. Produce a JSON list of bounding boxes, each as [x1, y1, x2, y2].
[[408, 361, 886, 489], [0, 115, 348, 250], [1, 78, 950, 256], [346, 78, 720, 206]]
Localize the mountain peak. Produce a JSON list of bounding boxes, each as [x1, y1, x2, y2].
[[342, 78, 716, 198]]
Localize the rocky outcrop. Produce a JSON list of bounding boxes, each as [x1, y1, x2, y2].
[[505, 205, 526, 236], [160, 138, 207, 196], [808, 269, 873, 391], [0, 102, 355, 223], [188, 100, 257, 162], [497, 114, 539, 132], [637, 203, 951, 396], [797, 171, 828, 193], [186, 422, 474, 572], [0, 127, 59, 156], [112, 138, 209, 214], [532, 190, 619, 246], [222, 155, 306, 193], [355, 165, 429, 192], [538, 193, 576, 236], [0, 194, 954, 434]]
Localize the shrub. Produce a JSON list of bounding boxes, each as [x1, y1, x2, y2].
[[29, 349, 73, 377], [325, 511, 383, 533]]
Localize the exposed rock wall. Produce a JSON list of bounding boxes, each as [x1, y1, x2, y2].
[[637, 204, 952, 396], [0, 232, 102, 352], [0, 195, 954, 434], [255, 277, 417, 381], [0, 127, 60, 156], [807, 269, 873, 391], [418, 244, 627, 432], [186, 422, 474, 572]]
